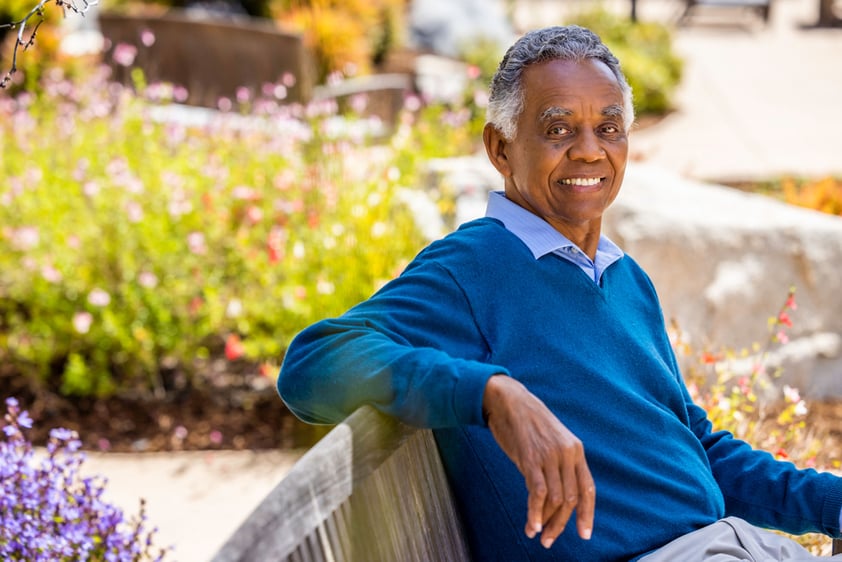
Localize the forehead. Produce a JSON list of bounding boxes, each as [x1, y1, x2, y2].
[[520, 58, 624, 117]]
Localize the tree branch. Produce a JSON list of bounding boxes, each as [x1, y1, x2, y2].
[[1, 0, 98, 89]]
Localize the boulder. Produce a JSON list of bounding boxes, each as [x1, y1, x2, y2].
[[605, 163, 842, 399]]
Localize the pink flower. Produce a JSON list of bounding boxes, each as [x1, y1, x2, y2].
[[187, 232, 206, 255], [778, 311, 793, 328], [776, 330, 789, 344], [41, 264, 62, 283], [173, 86, 189, 103], [73, 312, 93, 334], [112, 43, 137, 67], [138, 271, 158, 288], [209, 430, 223, 445], [140, 29, 155, 47], [785, 293, 797, 310], [11, 226, 39, 251]]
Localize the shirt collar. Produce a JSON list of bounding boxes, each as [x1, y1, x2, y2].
[[485, 191, 624, 280]]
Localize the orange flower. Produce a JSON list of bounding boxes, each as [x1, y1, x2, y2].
[[700, 351, 720, 364]]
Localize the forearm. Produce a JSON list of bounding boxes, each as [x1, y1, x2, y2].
[[277, 259, 507, 428], [688, 401, 842, 536], [278, 317, 501, 427]]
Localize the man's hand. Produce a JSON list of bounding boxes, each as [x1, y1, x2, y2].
[[483, 374, 595, 549]]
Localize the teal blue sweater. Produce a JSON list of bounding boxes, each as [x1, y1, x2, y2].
[[278, 218, 842, 561]]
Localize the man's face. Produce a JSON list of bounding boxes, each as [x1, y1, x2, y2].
[[485, 58, 629, 243]]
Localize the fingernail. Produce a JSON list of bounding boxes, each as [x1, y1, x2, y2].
[[582, 528, 592, 540], [542, 536, 554, 549]]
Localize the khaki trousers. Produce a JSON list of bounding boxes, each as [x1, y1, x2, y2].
[[639, 517, 842, 561]]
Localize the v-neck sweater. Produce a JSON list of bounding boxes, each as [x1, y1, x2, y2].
[[279, 218, 842, 561]]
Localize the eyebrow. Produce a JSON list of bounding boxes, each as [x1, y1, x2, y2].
[[539, 104, 626, 122]]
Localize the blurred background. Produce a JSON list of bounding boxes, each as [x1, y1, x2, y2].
[[2, 0, 841, 559]]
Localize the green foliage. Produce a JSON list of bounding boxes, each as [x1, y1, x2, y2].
[[0, 67, 467, 399], [566, 8, 684, 117]]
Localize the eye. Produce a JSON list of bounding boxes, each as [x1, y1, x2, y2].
[[599, 123, 623, 137], [548, 124, 571, 136]]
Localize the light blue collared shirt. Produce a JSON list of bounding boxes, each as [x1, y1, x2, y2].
[[484, 191, 624, 284]]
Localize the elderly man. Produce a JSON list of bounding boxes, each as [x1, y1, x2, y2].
[[277, 26, 842, 561]]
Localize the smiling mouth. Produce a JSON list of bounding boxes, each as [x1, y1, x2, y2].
[[558, 177, 605, 189]]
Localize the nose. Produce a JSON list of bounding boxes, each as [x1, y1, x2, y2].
[[568, 130, 606, 162]]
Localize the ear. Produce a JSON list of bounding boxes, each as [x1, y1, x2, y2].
[[483, 123, 513, 178]]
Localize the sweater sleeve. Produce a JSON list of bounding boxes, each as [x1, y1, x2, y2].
[[685, 392, 842, 537], [277, 257, 507, 429]]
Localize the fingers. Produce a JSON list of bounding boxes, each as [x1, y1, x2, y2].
[[525, 466, 547, 539], [537, 444, 596, 549], [575, 462, 596, 541]]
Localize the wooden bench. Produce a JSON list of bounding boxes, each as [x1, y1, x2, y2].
[[211, 404, 842, 560], [210, 405, 470, 561]]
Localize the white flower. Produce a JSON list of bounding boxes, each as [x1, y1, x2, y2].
[[87, 288, 111, 307], [226, 299, 243, 318], [316, 279, 334, 295], [292, 241, 305, 259], [783, 385, 801, 404]]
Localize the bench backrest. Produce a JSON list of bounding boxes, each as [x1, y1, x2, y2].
[[211, 405, 471, 561]]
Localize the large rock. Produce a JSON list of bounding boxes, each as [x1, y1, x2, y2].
[[604, 164, 842, 399], [427, 158, 842, 399]]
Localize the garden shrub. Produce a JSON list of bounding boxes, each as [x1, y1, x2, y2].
[[0, 65, 448, 399], [566, 8, 684, 117], [272, 0, 406, 83], [1, 397, 169, 560]]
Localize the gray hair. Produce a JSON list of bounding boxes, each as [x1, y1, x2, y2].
[[487, 26, 634, 140]]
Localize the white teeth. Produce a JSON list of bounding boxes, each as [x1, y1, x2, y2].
[[561, 177, 602, 186]]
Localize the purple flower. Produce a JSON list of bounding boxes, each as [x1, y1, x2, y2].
[[1, 397, 170, 560], [16, 410, 32, 429]]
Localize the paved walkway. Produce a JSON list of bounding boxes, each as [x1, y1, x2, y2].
[[94, 3, 842, 561]]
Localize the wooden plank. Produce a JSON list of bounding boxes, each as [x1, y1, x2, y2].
[[211, 406, 469, 562], [834, 537, 842, 555]]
